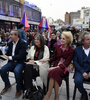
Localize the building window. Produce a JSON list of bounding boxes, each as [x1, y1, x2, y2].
[[9, 5, 13, 16], [0, 1, 4, 15], [30, 9, 32, 20], [22, 5, 41, 22], [13, 5, 21, 18], [18, 8, 21, 17], [31, 10, 41, 22], [5, 2, 9, 15]]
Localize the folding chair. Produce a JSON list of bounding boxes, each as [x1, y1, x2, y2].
[[73, 78, 90, 100]]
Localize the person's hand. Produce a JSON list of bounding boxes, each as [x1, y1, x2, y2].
[[3, 55, 9, 60], [83, 72, 88, 79], [49, 38, 51, 41], [39, 59, 49, 62], [48, 66, 58, 72], [26, 60, 35, 64]]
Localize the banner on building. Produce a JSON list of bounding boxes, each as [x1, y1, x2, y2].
[[82, 24, 89, 28]]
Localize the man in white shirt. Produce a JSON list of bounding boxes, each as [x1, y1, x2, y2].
[[0, 29, 27, 98], [73, 31, 90, 100]]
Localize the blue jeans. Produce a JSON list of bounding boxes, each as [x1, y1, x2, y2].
[[0, 61, 24, 91], [74, 72, 88, 98]]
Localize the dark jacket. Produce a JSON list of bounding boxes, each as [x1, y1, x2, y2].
[[6, 39, 27, 63], [18, 29, 27, 42], [73, 46, 90, 74]]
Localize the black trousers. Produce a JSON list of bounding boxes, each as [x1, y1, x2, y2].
[[23, 64, 39, 90], [0, 50, 3, 55]]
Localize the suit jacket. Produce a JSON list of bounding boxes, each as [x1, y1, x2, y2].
[[73, 46, 90, 74], [6, 39, 27, 63]]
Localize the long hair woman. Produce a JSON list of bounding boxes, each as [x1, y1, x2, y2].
[[23, 34, 50, 98]]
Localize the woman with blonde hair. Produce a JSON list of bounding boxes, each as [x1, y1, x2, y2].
[[43, 31, 74, 100]]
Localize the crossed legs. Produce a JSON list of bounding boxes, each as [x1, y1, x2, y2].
[[43, 78, 60, 100]]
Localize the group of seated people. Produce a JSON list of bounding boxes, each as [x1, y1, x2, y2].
[[0, 32, 10, 55], [0, 29, 89, 100]]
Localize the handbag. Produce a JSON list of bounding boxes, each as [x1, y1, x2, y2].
[[29, 79, 43, 100], [28, 86, 44, 100], [23, 80, 44, 100]]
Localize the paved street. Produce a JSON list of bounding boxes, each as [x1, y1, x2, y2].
[[0, 60, 90, 100]]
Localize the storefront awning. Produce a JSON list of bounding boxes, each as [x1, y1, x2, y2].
[[0, 15, 20, 22]]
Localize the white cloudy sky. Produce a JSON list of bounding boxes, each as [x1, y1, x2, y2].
[[26, 0, 90, 21]]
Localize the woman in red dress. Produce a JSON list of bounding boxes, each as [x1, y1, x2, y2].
[[43, 31, 74, 100]]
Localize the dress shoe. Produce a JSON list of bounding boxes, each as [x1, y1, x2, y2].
[[80, 95, 88, 100], [15, 90, 22, 98], [0, 85, 11, 95]]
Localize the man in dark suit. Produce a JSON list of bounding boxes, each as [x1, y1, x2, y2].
[[0, 29, 27, 98], [73, 31, 90, 100]]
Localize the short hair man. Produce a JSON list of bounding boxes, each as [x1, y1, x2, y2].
[[0, 29, 27, 98], [73, 31, 90, 100], [18, 24, 27, 42]]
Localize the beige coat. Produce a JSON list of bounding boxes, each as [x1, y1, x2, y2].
[[27, 45, 50, 87]]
